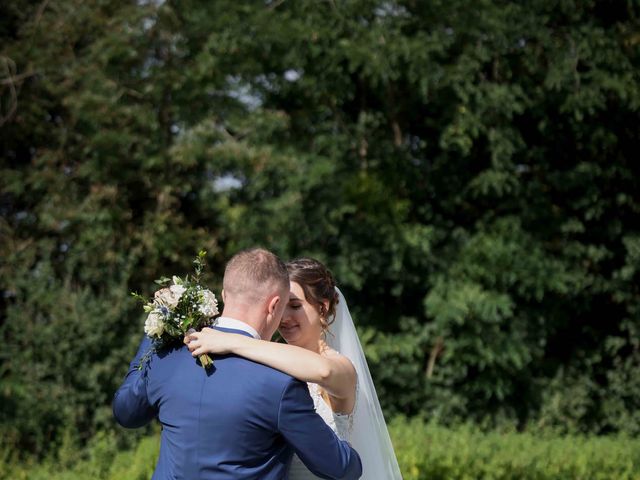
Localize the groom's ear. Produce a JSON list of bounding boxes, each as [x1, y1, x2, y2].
[[221, 289, 226, 303], [265, 295, 281, 325], [267, 295, 280, 315]]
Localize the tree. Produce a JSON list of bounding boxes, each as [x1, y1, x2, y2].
[[1, 0, 639, 455]]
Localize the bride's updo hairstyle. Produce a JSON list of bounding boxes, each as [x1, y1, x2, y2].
[[286, 258, 340, 330]]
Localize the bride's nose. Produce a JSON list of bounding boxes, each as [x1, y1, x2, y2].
[[281, 308, 292, 325]]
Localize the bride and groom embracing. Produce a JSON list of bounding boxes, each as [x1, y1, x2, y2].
[[113, 248, 402, 479]]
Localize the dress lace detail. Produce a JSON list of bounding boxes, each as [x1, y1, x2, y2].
[[288, 380, 357, 480], [308, 382, 353, 440]]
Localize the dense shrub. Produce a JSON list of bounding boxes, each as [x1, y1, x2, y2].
[[1, 431, 157, 480], [2, 419, 640, 480], [392, 418, 640, 480]]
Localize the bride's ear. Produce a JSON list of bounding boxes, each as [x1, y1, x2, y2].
[[221, 289, 226, 303], [320, 300, 330, 316]]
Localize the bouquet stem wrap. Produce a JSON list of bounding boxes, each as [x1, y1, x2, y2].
[[187, 328, 214, 369]]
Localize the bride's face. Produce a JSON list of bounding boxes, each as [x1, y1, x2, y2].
[[279, 281, 324, 350]]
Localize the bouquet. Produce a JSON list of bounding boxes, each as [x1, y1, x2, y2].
[[132, 250, 219, 369]]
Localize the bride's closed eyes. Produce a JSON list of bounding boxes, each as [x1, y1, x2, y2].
[[288, 294, 304, 310]]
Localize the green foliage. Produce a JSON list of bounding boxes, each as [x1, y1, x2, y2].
[[0, 430, 157, 480], [392, 418, 640, 480], [3, 421, 640, 480], [2, 0, 640, 455]]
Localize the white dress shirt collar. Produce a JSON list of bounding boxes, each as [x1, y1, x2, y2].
[[215, 316, 261, 340]]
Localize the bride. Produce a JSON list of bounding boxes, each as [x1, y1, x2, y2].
[[185, 257, 403, 480]]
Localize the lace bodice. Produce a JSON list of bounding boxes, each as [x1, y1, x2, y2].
[[288, 382, 355, 480], [309, 382, 353, 440]]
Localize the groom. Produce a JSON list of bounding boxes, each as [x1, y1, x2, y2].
[[113, 248, 362, 479]]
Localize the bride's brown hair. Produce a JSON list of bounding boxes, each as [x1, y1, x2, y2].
[[286, 258, 340, 329]]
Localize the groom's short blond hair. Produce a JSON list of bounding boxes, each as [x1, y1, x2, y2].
[[223, 248, 289, 302]]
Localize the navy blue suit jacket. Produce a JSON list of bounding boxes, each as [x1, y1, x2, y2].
[[113, 328, 362, 479]]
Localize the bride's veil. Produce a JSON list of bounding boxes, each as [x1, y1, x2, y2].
[[326, 288, 403, 479]]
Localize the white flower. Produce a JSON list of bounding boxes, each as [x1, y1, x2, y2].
[[198, 289, 219, 317], [154, 285, 183, 309], [144, 310, 165, 337], [170, 283, 186, 298]]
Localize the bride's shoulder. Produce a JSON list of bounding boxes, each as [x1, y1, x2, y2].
[[322, 346, 346, 361], [321, 345, 340, 357], [322, 347, 357, 374]]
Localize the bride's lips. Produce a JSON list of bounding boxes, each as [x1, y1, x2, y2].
[[279, 323, 300, 337]]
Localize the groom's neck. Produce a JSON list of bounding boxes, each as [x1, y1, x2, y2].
[[220, 306, 266, 338]]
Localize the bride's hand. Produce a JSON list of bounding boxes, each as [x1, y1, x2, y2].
[[184, 327, 234, 356]]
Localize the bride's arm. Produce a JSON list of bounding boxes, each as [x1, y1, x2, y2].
[[184, 328, 356, 399]]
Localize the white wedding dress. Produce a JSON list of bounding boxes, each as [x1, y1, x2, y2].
[[288, 382, 355, 479], [288, 288, 403, 480]]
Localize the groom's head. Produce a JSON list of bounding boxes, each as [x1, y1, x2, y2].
[[221, 248, 289, 339]]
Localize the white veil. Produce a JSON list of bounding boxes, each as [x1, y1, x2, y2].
[[326, 288, 403, 480]]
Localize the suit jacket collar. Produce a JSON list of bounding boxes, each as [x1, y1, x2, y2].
[[215, 316, 261, 339]]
